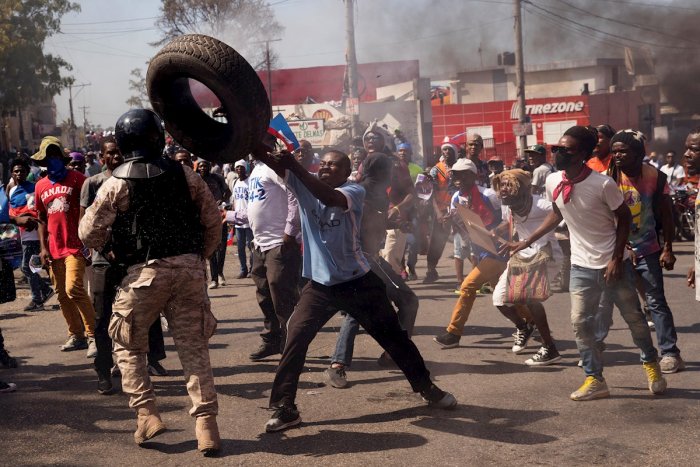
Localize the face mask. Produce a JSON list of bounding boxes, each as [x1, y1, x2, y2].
[[555, 153, 574, 171], [46, 157, 68, 183]]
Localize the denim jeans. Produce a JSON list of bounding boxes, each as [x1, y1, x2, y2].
[[234, 227, 254, 274], [595, 251, 680, 357], [405, 231, 417, 271], [21, 240, 48, 302], [331, 256, 419, 366], [570, 261, 658, 378]]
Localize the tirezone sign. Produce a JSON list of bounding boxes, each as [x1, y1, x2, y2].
[[510, 100, 585, 119], [287, 119, 325, 146]]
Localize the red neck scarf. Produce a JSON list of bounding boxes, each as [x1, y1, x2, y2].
[[553, 165, 592, 204], [467, 184, 495, 227]]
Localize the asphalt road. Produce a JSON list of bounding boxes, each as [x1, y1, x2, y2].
[[1, 241, 699, 466]]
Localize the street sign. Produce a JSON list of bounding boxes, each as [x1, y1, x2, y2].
[[513, 123, 533, 136], [287, 119, 326, 146]]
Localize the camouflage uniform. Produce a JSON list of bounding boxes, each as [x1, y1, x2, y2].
[[79, 166, 221, 416]]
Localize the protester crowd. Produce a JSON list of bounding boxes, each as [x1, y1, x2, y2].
[[1, 112, 699, 456]]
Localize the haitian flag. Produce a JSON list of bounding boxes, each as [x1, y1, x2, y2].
[[267, 114, 300, 152]]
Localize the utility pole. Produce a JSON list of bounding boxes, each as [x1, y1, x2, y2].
[[80, 106, 89, 131], [67, 82, 90, 149], [514, 0, 528, 155], [263, 39, 281, 111], [345, 0, 360, 139]]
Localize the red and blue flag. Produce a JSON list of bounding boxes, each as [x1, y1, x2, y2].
[[267, 114, 300, 152]]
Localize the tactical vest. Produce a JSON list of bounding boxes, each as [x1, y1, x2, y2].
[[111, 162, 204, 265]]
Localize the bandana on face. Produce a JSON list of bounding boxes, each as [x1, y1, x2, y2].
[[46, 157, 68, 184]]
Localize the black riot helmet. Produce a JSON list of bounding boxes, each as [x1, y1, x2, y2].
[[115, 109, 165, 161]]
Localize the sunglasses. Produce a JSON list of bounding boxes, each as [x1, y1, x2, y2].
[[550, 145, 575, 156]]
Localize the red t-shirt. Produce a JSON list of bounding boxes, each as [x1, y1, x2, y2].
[[35, 170, 86, 259]]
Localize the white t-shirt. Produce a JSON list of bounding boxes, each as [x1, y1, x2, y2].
[[660, 163, 685, 190], [545, 170, 624, 269], [531, 163, 554, 190], [502, 195, 561, 261], [246, 163, 291, 251], [231, 178, 250, 229]]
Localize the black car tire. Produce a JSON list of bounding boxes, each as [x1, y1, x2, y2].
[[147, 34, 271, 163]]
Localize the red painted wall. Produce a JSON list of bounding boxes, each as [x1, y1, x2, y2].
[[190, 60, 420, 107]]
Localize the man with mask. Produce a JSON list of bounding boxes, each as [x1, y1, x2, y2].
[[79, 109, 222, 455], [508, 125, 665, 401], [33, 136, 97, 358]]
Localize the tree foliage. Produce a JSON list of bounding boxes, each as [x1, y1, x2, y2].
[[154, 0, 284, 70], [0, 0, 79, 111], [126, 67, 150, 108]]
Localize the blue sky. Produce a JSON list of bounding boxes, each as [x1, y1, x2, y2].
[[45, 0, 355, 127], [44, 0, 688, 128]]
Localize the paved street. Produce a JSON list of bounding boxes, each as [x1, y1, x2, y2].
[[1, 241, 699, 466]]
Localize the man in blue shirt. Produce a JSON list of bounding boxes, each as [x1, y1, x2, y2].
[[254, 147, 457, 433]]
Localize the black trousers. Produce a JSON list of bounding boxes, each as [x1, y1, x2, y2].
[[269, 271, 432, 408], [92, 263, 166, 374], [426, 219, 451, 270], [251, 243, 301, 348]]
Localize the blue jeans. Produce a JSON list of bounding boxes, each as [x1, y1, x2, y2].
[[331, 256, 418, 366], [235, 227, 254, 274], [570, 261, 657, 378], [595, 251, 679, 357], [21, 240, 48, 302]]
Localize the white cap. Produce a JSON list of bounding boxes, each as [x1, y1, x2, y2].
[[450, 158, 478, 174], [234, 159, 247, 169]]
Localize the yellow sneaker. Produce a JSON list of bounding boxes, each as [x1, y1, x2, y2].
[[570, 376, 610, 401], [643, 361, 667, 395]]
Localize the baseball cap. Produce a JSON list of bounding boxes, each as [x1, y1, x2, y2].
[[69, 152, 85, 163], [524, 144, 546, 156], [32, 136, 64, 164], [450, 158, 478, 174], [234, 159, 247, 169]]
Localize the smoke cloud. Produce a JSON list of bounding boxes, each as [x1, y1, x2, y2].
[[352, 0, 699, 117]]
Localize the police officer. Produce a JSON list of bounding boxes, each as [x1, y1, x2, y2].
[[79, 109, 222, 455]]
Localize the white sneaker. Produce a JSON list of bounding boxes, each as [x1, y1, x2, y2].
[[218, 275, 226, 286], [208, 281, 218, 290], [86, 338, 97, 359]]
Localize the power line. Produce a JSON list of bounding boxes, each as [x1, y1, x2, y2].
[[580, 0, 700, 12], [523, 0, 695, 50], [61, 16, 159, 26], [523, 4, 626, 50], [550, 0, 700, 45], [58, 26, 156, 35]]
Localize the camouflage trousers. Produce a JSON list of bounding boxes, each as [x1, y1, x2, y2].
[[109, 254, 218, 417]]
